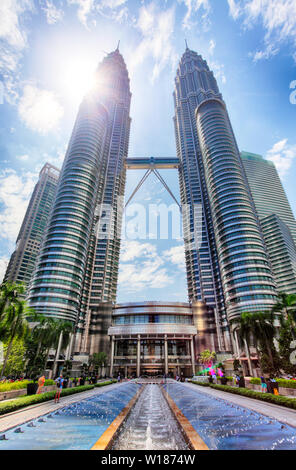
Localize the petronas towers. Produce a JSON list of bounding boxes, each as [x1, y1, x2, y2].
[[26, 45, 280, 359]]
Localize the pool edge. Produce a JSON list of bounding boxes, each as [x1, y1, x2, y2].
[[161, 386, 209, 451], [91, 385, 144, 450]]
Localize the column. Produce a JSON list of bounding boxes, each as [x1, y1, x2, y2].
[[136, 335, 141, 377], [190, 336, 196, 376], [234, 329, 240, 357], [164, 335, 168, 376], [110, 336, 115, 378], [66, 333, 74, 360], [52, 332, 63, 378]]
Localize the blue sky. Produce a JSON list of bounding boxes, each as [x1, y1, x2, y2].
[[0, 0, 295, 303]]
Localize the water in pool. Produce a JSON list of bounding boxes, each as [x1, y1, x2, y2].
[[164, 383, 296, 450], [0, 383, 140, 450]]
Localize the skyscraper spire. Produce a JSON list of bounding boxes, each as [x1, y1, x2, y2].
[[116, 40, 120, 51], [185, 38, 189, 50]]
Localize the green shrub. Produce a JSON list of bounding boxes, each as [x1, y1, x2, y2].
[[0, 379, 119, 416], [208, 384, 296, 410], [0, 385, 94, 416], [0, 381, 31, 392], [191, 381, 210, 387], [94, 380, 116, 387], [0, 379, 55, 393], [217, 376, 233, 383], [250, 378, 296, 389]]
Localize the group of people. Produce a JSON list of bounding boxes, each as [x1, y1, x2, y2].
[[260, 376, 279, 395]]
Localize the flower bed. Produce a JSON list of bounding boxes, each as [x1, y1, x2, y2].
[[250, 378, 296, 389], [0, 379, 117, 416], [193, 382, 296, 410], [0, 380, 54, 393]]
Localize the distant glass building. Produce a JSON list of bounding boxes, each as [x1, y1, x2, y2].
[[4, 163, 60, 293], [174, 47, 277, 334], [241, 152, 296, 245], [241, 151, 296, 294]]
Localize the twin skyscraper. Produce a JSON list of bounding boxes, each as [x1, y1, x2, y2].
[[7, 44, 294, 374]]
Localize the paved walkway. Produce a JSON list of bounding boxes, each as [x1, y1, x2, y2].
[[184, 382, 296, 428], [0, 382, 123, 434]]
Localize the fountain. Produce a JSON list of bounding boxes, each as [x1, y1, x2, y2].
[[1, 381, 295, 450], [163, 383, 296, 450], [0, 383, 140, 450], [112, 384, 188, 450]]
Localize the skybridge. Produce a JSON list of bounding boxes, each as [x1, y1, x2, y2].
[[125, 157, 180, 170], [124, 157, 181, 208]]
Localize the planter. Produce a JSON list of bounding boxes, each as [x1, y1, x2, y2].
[[27, 382, 38, 395], [238, 377, 245, 388]]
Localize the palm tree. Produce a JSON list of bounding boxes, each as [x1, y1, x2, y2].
[[199, 350, 216, 368], [253, 311, 277, 368], [0, 300, 31, 378], [272, 293, 296, 327], [51, 320, 74, 377], [90, 352, 107, 376], [231, 313, 254, 376], [0, 281, 25, 324], [232, 311, 278, 376]]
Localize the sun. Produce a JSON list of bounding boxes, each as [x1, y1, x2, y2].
[[61, 58, 98, 104]]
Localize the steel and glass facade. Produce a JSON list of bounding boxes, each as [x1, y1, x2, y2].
[[25, 47, 283, 373], [173, 47, 230, 350], [196, 100, 277, 321], [4, 163, 60, 294], [28, 48, 131, 352], [241, 152, 296, 245], [28, 99, 109, 323], [174, 47, 277, 332], [241, 152, 296, 294], [260, 214, 296, 294], [108, 302, 197, 377]]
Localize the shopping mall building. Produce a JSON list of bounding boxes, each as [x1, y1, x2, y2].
[[107, 301, 218, 378]]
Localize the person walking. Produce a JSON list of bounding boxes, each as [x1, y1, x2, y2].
[[260, 376, 267, 393], [37, 375, 45, 394], [54, 375, 64, 403]]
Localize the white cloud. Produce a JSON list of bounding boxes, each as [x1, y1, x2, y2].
[[227, 0, 241, 20], [180, 0, 211, 30], [0, 256, 9, 283], [209, 39, 216, 55], [227, 0, 296, 62], [0, 0, 33, 49], [17, 154, 29, 161], [67, 0, 94, 27], [41, 0, 64, 24], [266, 139, 296, 178], [18, 85, 64, 134], [0, 0, 34, 103], [163, 244, 186, 271], [119, 240, 174, 293], [130, 2, 178, 82], [120, 240, 157, 262], [0, 169, 37, 243], [100, 0, 126, 8], [208, 60, 226, 84]]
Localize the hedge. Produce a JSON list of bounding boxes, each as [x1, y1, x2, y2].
[[0, 379, 55, 393], [208, 384, 296, 410], [0, 380, 116, 416], [94, 380, 117, 387], [250, 378, 296, 389], [191, 381, 210, 387]]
